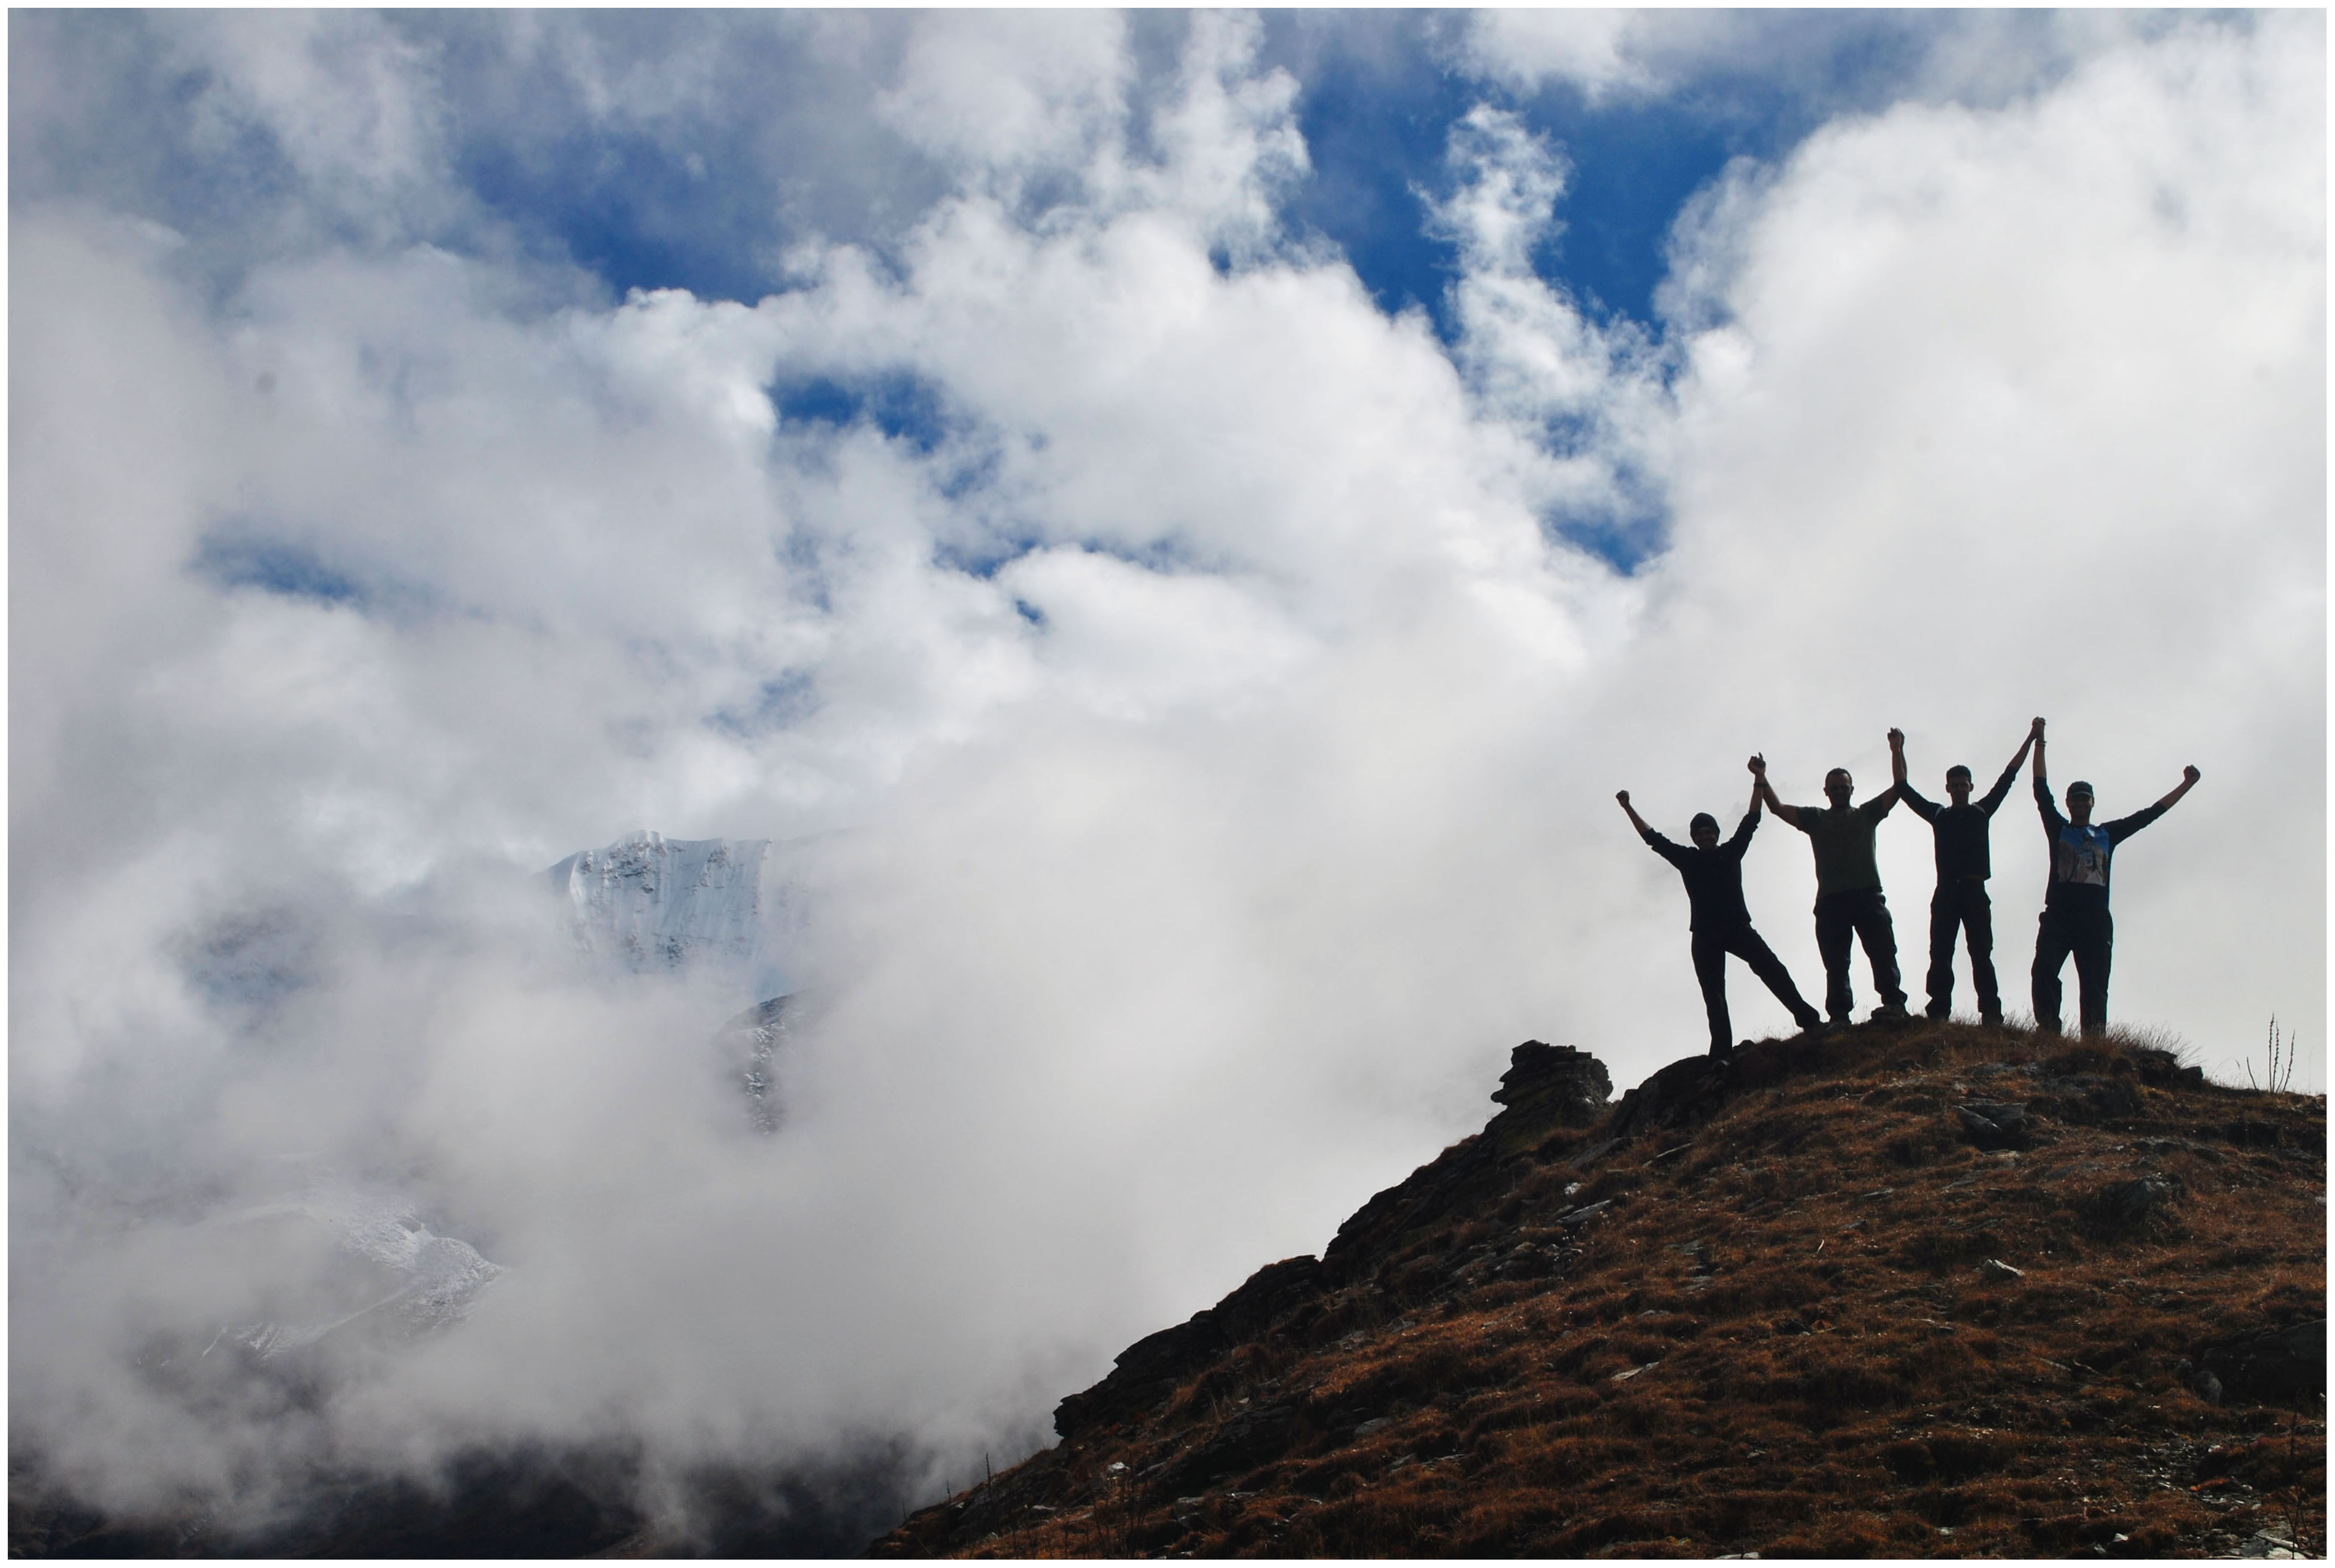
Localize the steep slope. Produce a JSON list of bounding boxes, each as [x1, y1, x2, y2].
[[873, 1024, 2325, 1559]]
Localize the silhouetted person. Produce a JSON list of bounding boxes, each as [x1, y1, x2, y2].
[[1619, 758, 1822, 1057], [2028, 718, 2200, 1036], [1898, 718, 2039, 1025], [1753, 733, 1912, 1025]]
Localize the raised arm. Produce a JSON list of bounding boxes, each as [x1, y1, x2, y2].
[[1616, 790, 1655, 839], [2006, 720, 2039, 779], [1749, 753, 1801, 827], [2030, 717, 2063, 826], [2152, 765, 2202, 814], [1889, 727, 1908, 790], [1979, 720, 2040, 812]]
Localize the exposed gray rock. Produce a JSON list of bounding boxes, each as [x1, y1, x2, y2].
[[2091, 1172, 2182, 1232], [1974, 1258, 2024, 1282], [1957, 1101, 2030, 1150], [2242, 1531, 2301, 1558], [1491, 1042, 1611, 1126], [2199, 1320, 2326, 1408]]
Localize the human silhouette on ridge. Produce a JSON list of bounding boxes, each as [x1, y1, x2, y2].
[[2027, 717, 2200, 1036], [1753, 734, 1912, 1026], [1619, 756, 1824, 1058], [1896, 718, 2039, 1025]]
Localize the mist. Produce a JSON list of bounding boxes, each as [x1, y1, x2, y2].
[[10, 8, 2322, 1546]]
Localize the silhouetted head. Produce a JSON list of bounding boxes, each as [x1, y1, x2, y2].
[[2066, 780, 2094, 826], [1946, 764, 1973, 806], [1689, 812, 1721, 848], [1824, 768, 1854, 806]]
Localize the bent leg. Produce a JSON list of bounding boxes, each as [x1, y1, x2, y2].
[[1691, 930, 1733, 1054], [1728, 925, 1823, 1032], [2032, 909, 2073, 1034]]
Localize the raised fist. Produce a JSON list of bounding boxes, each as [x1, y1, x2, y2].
[[2183, 765, 2201, 785], [2031, 716, 2046, 735], [1616, 790, 1631, 806], [1747, 754, 1766, 775], [1887, 727, 1904, 748]]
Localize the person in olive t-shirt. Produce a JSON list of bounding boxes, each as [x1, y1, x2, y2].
[[2028, 717, 2201, 1036], [1753, 732, 1912, 1026], [1898, 718, 2040, 1025], [1618, 757, 1823, 1057]]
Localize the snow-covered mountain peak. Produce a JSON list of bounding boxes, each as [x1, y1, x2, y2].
[[547, 830, 806, 997]]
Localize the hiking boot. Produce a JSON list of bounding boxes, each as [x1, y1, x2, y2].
[[1794, 1014, 1827, 1035], [1871, 1003, 1912, 1023], [1924, 1003, 1951, 1021], [1979, 1011, 2005, 1028]]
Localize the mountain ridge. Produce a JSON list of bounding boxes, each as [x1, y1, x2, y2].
[[873, 1023, 2325, 1559]]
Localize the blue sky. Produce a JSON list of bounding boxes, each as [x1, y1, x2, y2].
[[11, 6, 2322, 1527]]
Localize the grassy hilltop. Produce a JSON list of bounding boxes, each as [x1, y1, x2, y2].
[[874, 1023, 2324, 1559]]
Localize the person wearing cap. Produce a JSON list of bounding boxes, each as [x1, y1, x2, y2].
[[1898, 718, 2040, 1025], [1618, 757, 1823, 1057], [2028, 717, 2202, 1035], [1752, 732, 1913, 1026]]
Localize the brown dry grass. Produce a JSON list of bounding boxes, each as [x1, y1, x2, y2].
[[875, 1022, 2324, 1558]]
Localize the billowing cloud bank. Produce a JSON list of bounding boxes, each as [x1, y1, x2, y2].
[[10, 8, 2322, 1530]]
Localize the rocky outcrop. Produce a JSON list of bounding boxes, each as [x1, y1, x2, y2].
[[1603, 1053, 1728, 1140], [1058, 1043, 1616, 1440], [1054, 1257, 1326, 1440], [1488, 1041, 1610, 1124], [2198, 1320, 2327, 1408]]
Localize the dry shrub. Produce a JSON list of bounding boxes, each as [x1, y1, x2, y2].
[[1899, 1226, 1974, 1270], [1611, 1388, 1690, 1439], [2045, 1041, 2120, 1076], [1763, 1509, 1898, 1557], [1696, 1261, 1828, 1316], [1511, 1431, 1618, 1487]]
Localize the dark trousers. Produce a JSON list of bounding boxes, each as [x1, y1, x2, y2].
[[1926, 879, 2001, 1022], [2033, 904, 2113, 1035], [1813, 887, 1906, 1022], [1691, 924, 1821, 1051]]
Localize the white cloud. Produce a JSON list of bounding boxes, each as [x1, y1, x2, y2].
[[1459, 9, 1658, 102], [8, 5, 2321, 1536]]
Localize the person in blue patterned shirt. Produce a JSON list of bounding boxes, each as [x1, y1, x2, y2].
[[2027, 717, 2201, 1035]]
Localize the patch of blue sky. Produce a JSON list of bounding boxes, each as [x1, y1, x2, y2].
[[705, 671, 821, 741], [456, 129, 783, 310], [1264, 20, 1725, 338], [931, 532, 1042, 583], [770, 371, 950, 456], [1541, 469, 1670, 575], [191, 533, 367, 608]]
